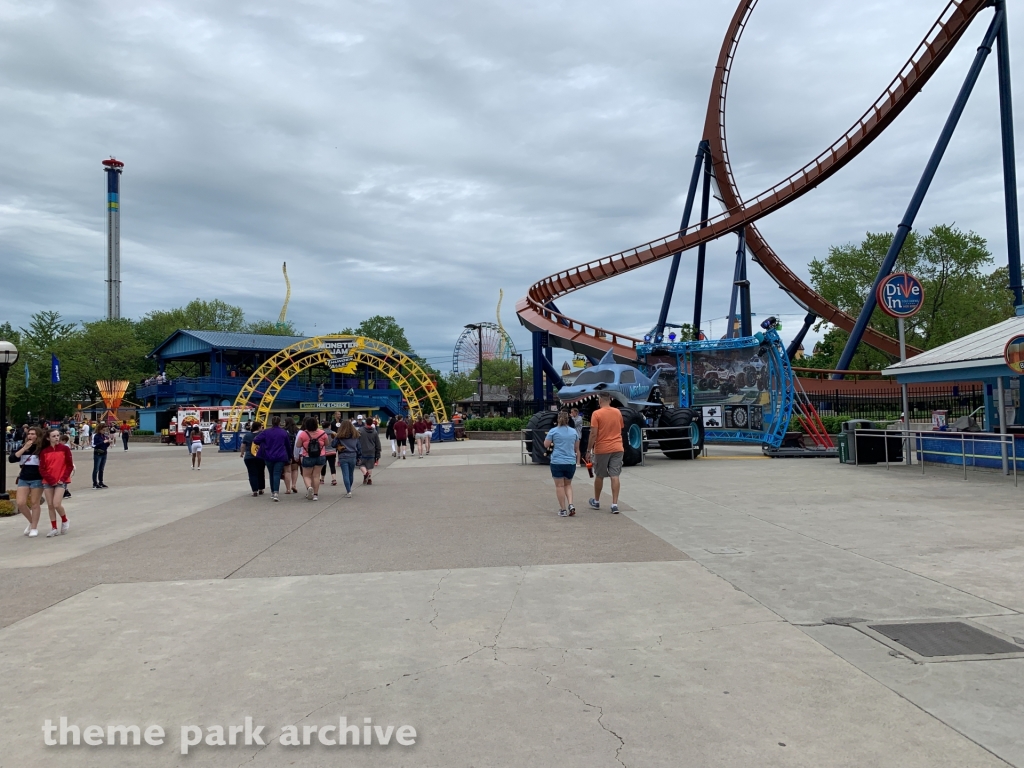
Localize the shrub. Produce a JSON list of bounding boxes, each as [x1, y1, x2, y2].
[[464, 417, 529, 432], [0, 499, 15, 517]]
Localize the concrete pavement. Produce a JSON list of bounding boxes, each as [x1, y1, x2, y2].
[[1, 439, 1022, 766]]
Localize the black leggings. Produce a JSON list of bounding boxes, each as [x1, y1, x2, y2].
[[320, 453, 337, 478], [245, 458, 266, 492]]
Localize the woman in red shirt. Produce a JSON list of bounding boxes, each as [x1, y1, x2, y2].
[[40, 428, 74, 537]]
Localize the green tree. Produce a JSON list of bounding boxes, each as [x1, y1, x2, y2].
[[0, 322, 21, 345], [242, 319, 301, 336], [56, 319, 149, 410], [20, 311, 75, 350], [135, 299, 247, 352], [441, 371, 477, 405], [804, 225, 1014, 370], [341, 315, 413, 354]]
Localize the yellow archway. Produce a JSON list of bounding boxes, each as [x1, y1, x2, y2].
[[226, 335, 446, 431]]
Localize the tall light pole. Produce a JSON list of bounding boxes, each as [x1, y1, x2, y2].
[[0, 340, 19, 501], [465, 323, 484, 416], [512, 352, 524, 415]]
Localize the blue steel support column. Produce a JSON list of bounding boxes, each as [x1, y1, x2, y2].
[[996, 0, 1024, 308], [835, 10, 1005, 376], [725, 231, 744, 338], [544, 345, 554, 402], [786, 312, 817, 361], [737, 228, 752, 337], [692, 151, 714, 335], [532, 331, 544, 405], [655, 140, 709, 338]]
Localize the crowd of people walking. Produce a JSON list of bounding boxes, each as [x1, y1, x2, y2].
[[240, 411, 394, 501]]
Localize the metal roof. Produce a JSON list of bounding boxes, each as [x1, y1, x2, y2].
[[149, 330, 309, 358], [883, 315, 1024, 376]]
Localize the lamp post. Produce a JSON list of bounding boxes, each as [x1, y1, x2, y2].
[[0, 340, 19, 501], [511, 352, 524, 416], [465, 324, 484, 417]]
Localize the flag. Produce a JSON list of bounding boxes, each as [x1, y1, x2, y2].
[[24, 361, 29, 389], [51, 354, 61, 384]]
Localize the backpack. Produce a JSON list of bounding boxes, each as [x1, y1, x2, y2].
[[306, 430, 322, 458]]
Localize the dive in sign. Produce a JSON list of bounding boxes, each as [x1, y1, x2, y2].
[[877, 273, 924, 319]]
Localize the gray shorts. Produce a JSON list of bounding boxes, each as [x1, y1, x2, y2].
[[594, 451, 623, 478]]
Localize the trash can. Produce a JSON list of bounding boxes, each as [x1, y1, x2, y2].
[[218, 431, 240, 452], [837, 433, 851, 464], [840, 420, 872, 464]]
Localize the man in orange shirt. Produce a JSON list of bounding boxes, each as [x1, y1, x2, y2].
[[586, 392, 624, 513]]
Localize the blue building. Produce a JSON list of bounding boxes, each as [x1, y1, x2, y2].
[[137, 330, 404, 433]]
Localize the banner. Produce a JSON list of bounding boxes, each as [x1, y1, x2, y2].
[[24, 361, 29, 389], [51, 354, 61, 384]]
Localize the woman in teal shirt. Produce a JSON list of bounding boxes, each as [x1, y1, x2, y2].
[[544, 411, 581, 517]]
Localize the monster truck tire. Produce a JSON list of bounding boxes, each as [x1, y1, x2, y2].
[[526, 411, 558, 464], [618, 407, 645, 467], [658, 407, 703, 460]]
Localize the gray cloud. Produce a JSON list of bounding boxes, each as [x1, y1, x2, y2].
[[0, 0, 1020, 366]]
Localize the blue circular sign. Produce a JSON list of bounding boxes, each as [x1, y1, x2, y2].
[[876, 273, 924, 318]]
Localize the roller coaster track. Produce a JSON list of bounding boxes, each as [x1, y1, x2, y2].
[[517, 0, 991, 362]]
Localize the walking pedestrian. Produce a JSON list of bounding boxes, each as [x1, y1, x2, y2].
[[424, 412, 436, 455], [120, 420, 131, 451], [10, 426, 44, 537], [240, 422, 266, 496], [59, 433, 74, 498], [386, 414, 398, 457], [253, 415, 290, 501], [40, 428, 74, 536], [393, 415, 409, 459], [92, 426, 111, 488], [283, 417, 300, 494], [405, 415, 415, 455], [189, 423, 204, 470], [570, 407, 584, 465], [296, 416, 328, 500], [357, 418, 382, 484], [80, 421, 91, 450], [320, 419, 338, 486], [586, 393, 624, 513], [413, 414, 430, 458], [334, 420, 360, 497], [544, 411, 580, 517]]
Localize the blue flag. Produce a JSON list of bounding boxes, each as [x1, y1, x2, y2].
[[51, 354, 61, 384], [24, 361, 29, 389]]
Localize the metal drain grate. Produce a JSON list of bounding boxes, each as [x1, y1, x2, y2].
[[867, 621, 1024, 658]]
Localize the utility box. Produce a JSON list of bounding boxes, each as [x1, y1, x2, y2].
[[218, 431, 240, 452]]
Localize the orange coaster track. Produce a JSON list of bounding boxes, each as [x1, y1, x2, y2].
[[517, 0, 991, 362]]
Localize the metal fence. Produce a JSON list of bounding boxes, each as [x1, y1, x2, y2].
[[806, 386, 984, 421]]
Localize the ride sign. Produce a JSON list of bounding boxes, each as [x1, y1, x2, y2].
[[1004, 335, 1024, 374], [876, 273, 924, 319]]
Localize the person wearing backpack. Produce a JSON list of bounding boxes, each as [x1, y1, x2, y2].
[[297, 416, 328, 500], [357, 418, 382, 485]]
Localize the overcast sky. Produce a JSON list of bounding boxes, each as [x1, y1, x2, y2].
[[1, 0, 1021, 369]]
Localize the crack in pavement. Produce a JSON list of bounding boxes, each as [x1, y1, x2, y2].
[[428, 569, 452, 632]]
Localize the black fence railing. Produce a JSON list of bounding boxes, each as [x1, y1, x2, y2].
[[805, 386, 985, 421]]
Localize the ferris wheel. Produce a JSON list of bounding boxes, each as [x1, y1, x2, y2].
[[452, 322, 516, 374]]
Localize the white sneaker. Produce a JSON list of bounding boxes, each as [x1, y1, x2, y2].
[[305, 487, 313, 500], [28, 529, 38, 537], [61, 520, 70, 534], [272, 494, 279, 502], [345, 492, 352, 498], [46, 528, 59, 538], [24, 525, 30, 536], [312, 494, 318, 501]]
